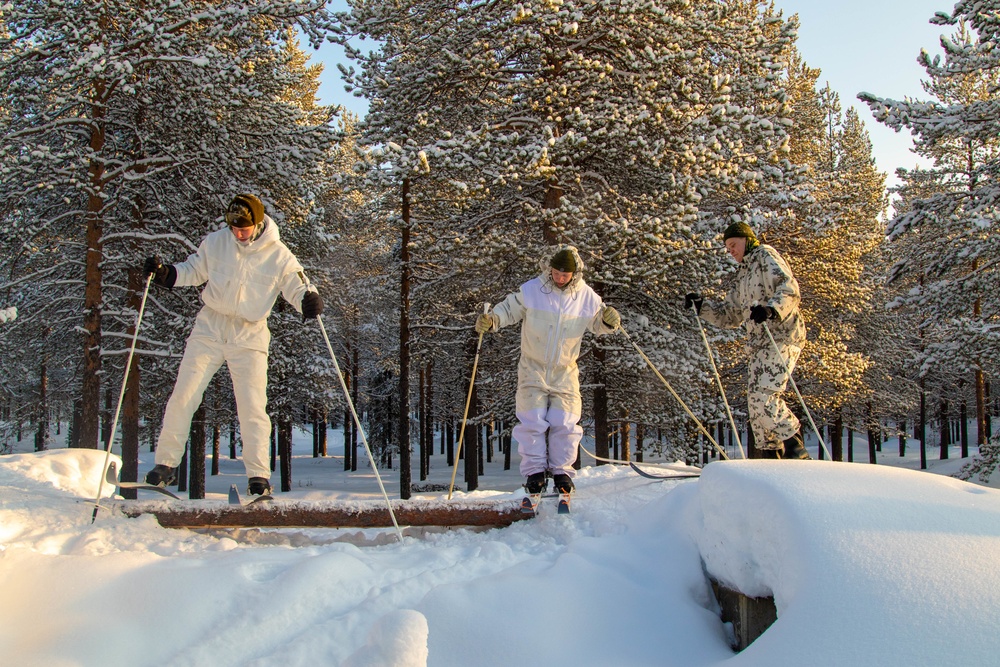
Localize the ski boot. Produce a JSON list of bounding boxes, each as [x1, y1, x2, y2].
[[521, 472, 547, 515], [247, 477, 272, 496], [145, 464, 177, 487], [782, 432, 812, 460], [552, 474, 574, 494], [759, 446, 784, 460]]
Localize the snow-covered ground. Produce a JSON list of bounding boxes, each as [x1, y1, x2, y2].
[[2, 428, 999, 666]]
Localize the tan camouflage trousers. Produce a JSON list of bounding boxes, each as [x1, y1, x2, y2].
[[747, 342, 801, 449]]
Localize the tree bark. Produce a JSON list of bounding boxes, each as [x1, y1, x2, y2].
[[593, 346, 609, 464], [398, 178, 412, 500], [188, 403, 206, 499], [79, 80, 107, 450], [121, 271, 141, 498], [279, 418, 292, 493]]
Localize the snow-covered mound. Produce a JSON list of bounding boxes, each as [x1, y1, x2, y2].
[[682, 461, 1000, 665]]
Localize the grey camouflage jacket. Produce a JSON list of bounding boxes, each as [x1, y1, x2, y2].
[[700, 244, 806, 351]]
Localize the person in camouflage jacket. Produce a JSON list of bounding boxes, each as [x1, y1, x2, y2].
[[685, 222, 811, 460]]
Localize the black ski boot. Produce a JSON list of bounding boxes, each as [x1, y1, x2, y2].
[[782, 432, 812, 460], [145, 464, 177, 487], [524, 472, 547, 494], [247, 477, 272, 496], [759, 447, 783, 460], [552, 474, 575, 494]]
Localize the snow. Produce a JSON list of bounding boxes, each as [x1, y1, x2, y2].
[[2, 431, 999, 666]]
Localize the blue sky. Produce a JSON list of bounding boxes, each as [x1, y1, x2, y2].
[[309, 0, 956, 191]]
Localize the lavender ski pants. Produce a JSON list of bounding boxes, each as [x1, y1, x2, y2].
[[514, 386, 582, 478]]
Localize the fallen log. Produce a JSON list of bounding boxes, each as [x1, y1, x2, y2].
[[116, 497, 530, 529]]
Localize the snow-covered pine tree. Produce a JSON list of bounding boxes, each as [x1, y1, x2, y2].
[[861, 9, 1000, 451], [338, 0, 800, 469], [0, 1, 338, 457]]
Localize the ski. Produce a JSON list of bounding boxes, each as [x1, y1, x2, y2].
[[557, 492, 571, 514], [228, 483, 273, 506], [105, 462, 180, 499], [629, 461, 702, 481]]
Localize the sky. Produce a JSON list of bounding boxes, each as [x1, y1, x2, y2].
[[307, 0, 956, 194], [2, 428, 998, 666]]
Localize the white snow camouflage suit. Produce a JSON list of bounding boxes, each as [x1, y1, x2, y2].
[[490, 246, 616, 478], [154, 216, 316, 479], [700, 243, 806, 449]]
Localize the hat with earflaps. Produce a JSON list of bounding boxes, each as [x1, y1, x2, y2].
[[722, 221, 760, 253]]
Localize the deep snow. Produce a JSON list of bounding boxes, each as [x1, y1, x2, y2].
[[2, 429, 999, 667]]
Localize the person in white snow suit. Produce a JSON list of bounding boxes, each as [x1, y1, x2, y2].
[[475, 245, 621, 494], [685, 222, 810, 460], [142, 194, 324, 495]]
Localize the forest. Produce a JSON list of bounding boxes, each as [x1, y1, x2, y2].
[[2, 0, 999, 498]]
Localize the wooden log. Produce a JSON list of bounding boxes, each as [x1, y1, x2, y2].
[[116, 498, 530, 529]]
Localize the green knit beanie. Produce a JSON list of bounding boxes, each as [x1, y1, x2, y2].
[[550, 248, 578, 273], [722, 222, 759, 253]]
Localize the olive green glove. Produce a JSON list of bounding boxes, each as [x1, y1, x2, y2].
[[602, 306, 621, 329], [475, 312, 498, 334]]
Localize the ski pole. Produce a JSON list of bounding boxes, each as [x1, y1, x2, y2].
[[619, 326, 729, 461], [761, 321, 832, 460], [691, 304, 746, 459], [448, 303, 489, 500], [317, 314, 404, 543], [91, 272, 153, 523]]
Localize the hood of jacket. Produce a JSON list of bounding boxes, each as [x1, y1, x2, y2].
[[538, 244, 586, 292]]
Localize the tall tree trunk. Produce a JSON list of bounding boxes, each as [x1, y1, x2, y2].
[[121, 271, 142, 498], [279, 418, 292, 493], [960, 399, 969, 458], [940, 398, 950, 460], [319, 408, 328, 458], [866, 402, 878, 465], [975, 369, 986, 447], [79, 81, 107, 450], [463, 337, 479, 492], [36, 348, 48, 452], [832, 412, 844, 462], [426, 360, 434, 471], [898, 419, 906, 457], [419, 364, 427, 481], [919, 379, 927, 470], [398, 178, 412, 500], [351, 346, 359, 470], [188, 403, 206, 499], [344, 406, 352, 471], [620, 408, 631, 462], [211, 423, 220, 476], [593, 346, 609, 464]]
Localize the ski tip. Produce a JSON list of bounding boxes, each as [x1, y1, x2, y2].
[[228, 484, 241, 505]]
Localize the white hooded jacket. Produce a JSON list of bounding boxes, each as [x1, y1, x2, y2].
[[492, 246, 615, 403], [173, 215, 313, 352]]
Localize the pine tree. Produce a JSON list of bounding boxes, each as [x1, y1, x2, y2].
[[0, 1, 338, 455], [861, 10, 1000, 450], [338, 0, 802, 472]]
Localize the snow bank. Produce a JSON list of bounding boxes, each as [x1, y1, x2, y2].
[[686, 460, 1000, 665]]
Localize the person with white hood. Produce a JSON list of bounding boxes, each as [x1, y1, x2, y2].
[[475, 245, 620, 496], [142, 194, 323, 495]]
